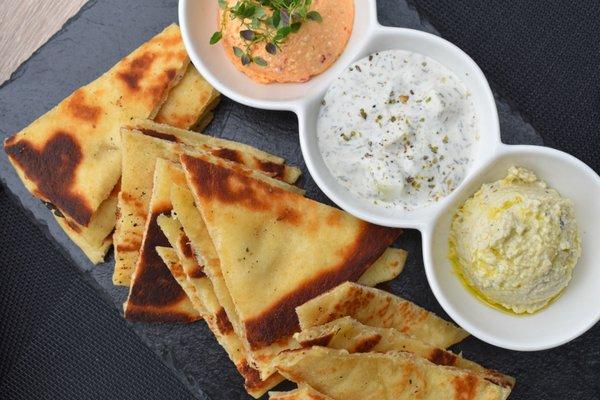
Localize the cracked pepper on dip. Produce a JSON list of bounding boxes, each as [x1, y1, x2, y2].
[[210, 0, 354, 83], [318, 50, 479, 211], [449, 167, 581, 314]]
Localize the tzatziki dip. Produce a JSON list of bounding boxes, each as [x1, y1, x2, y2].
[[317, 50, 479, 211]]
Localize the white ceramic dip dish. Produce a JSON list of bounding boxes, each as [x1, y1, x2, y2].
[[179, 0, 600, 350]]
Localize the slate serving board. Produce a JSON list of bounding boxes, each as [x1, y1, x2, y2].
[[0, 1, 597, 399]]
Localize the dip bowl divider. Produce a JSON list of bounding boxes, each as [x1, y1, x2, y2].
[[180, 0, 600, 349]]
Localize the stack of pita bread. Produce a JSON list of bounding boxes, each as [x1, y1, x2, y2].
[[115, 135, 406, 395], [268, 282, 514, 399], [4, 22, 513, 400], [4, 24, 219, 264]]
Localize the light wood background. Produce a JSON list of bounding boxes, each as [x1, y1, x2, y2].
[[0, 0, 87, 85]]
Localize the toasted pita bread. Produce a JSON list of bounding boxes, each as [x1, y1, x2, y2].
[[170, 183, 247, 338], [4, 25, 189, 263], [53, 188, 118, 264], [4, 24, 188, 227], [294, 317, 514, 389], [123, 159, 199, 322], [170, 170, 301, 384], [269, 385, 334, 400], [169, 181, 405, 338], [113, 120, 301, 285], [155, 247, 205, 315], [169, 171, 405, 383], [154, 64, 220, 129], [275, 347, 511, 400], [156, 214, 284, 398], [296, 282, 468, 349], [356, 248, 407, 287], [47, 64, 218, 264], [180, 151, 401, 378]]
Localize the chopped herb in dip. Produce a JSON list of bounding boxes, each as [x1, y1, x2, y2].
[[317, 50, 479, 211]]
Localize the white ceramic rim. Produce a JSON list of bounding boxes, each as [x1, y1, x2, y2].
[[423, 143, 600, 351], [179, 0, 600, 350]]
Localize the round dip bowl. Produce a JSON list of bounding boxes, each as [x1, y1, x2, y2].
[[180, 0, 600, 350], [426, 145, 600, 350]]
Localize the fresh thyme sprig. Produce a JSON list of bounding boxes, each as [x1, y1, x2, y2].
[[210, 0, 322, 66]]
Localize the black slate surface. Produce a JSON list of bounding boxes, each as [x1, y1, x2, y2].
[[0, 1, 598, 399]]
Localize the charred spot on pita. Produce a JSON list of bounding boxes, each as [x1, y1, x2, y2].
[[66, 89, 102, 123], [428, 348, 458, 366], [138, 128, 178, 142], [4, 132, 93, 225], [211, 147, 243, 164], [128, 208, 188, 307], [117, 52, 156, 91]]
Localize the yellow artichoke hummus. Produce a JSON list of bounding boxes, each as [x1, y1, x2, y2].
[[449, 166, 581, 314]]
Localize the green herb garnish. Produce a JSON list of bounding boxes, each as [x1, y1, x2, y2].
[[210, 0, 322, 66]]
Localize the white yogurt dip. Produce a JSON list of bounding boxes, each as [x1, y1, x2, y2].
[[317, 50, 479, 211]]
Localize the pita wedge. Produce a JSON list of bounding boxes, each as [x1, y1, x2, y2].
[[53, 186, 119, 263], [356, 248, 407, 286], [155, 247, 205, 315], [156, 215, 285, 398], [154, 64, 220, 129], [296, 282, 468, 349], [169, 180, 407, 390], [269, 385, 334, 400], [274, 347, 512, 400], [294, 317, 514, 389], [3, 24, 189, 263], [180, 151, 402, 378], [113, 120, 301, 286], [123, 159, 199, 322]]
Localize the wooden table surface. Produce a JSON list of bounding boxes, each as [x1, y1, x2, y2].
[[0, 0, 87, 85]]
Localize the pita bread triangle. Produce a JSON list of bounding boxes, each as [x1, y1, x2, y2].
[[154, 64, 220, 130], [154, 246, 204, 315], [113, 119, 301, 286], [179, 151, 402, 377], [4, 24, 188, 227], [294, 317, 514, 389], [63, 64, 219, 264], [156, 213, 285, 398], [296, 282, 468, 349], [274, 347, 512, 400], [4, 25, 196, 264], [169, 178, 407, 380], [124, 158, 199, 322], [53, 187, 119, 264]]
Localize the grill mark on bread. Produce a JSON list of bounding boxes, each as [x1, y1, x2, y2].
[[215, 307, 234, 335], [179, 233, 195, 258], [126, 207, 189, 315], [187, 263, 206, 279], [181, 153, 401, 348], [237, 360, 264, 391], [452, 374, 478, 400], [298, 333, 335, 348], [211, 147, 242, 164], [118, 52, 157, 90], [4, 132, 93, 225], [256, 159, 286, 179], [181, 154, 280, 211], [116, 241, 142, 252], [352, 333, 382, 352], [428, 348, 458, 366], [139, 128, 178, 142], [67, 90, 102, 124], [243, 223, 400, 348]]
